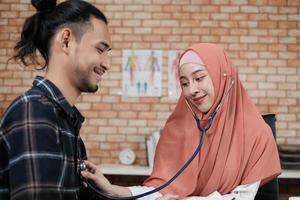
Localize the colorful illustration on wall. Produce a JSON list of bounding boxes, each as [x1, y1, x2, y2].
[[122, 49, 162, 97], [168, 50, 182, 100]]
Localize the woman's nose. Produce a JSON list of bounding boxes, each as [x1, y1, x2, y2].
[[189, 82, 199, 96]]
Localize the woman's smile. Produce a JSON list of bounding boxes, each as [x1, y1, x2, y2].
[[193, 94, 207, 105]]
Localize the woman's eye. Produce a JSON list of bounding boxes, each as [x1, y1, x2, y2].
[[195, 76, 205, 82]]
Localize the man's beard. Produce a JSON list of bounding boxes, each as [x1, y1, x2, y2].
[[75, 65, 99, 93], [78, 77, 99, 93]]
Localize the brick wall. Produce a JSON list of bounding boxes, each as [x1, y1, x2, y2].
[[0, 0, 299, 167]]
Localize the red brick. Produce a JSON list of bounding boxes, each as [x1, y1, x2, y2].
[[191, 13, 209, 20], [123, 20, 141, 27], [132, 42, 151, 49], [279, 7, 297, 14], [114, 27, 132, 34], [248, 0, 268, 5], [114, 12, 133, 19], [0, 4, 10, 11], [3, 78, 22, 86], [88, 119, 108, 126], [81, 111, 98, 118], [11, 4, 28, 11], [1, 11, 18, 18], [221, 6, 239, 13], [279, 21, 297, 29], [181, 20, 201, 27], [133, 12, 151, 19], [230, 13, 248, 20], [0, 26, 18, 33], [143, 5, 162, 12], [214, 28, 232, 36], [119, 111, 137, 119], [126, 135, 145, 142], [0, 19, 8, 26], [162, 5, 181, 12], [134, 27, 151, 34], [142, 20, 160, 27], [19, 11, 35, 18], [161, 20, 179, 27], [200, 5, 219, 13], [144, 35, 162, 41], [100, 142, 119, 150], [105, 5, 123, 11], [124, 5, 143, 11], [99, 111, 118, 118], [172, 13, 190, 20], [124, 35, 142, 42], [150, 27, 169, 35], [5, 94, 18, 101], [118, 127, 137, 135], [258, 21, 277, 28], [268, 44, 287, 51], [138, 112, 156, 119], [107, 135, 126, 142], [287, 44, 300, 51], [288, 60, 300, 68]]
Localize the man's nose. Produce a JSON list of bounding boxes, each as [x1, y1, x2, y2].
[[101, 54, 111, 71]]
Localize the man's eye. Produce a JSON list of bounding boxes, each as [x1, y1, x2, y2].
[[96, 48, 104, 53], [181, 82, 188, 87]]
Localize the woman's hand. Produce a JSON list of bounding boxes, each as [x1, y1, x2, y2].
[[80, 160, 112, 193], [156, 194, 180, 200]]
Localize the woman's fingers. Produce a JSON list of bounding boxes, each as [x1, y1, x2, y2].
[[83, 160, 98, 173], [80, 160, 112, 192], [81, 169, 97, 180]]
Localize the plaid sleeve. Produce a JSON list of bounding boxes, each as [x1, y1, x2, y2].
[[0, 126, 10, 200], [0, 99, 79, 200]]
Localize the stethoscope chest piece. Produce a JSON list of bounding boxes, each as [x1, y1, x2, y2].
[[78, 160, 87, 172]]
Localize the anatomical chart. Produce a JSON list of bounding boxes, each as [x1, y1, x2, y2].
[[122, 49, 162, 97]]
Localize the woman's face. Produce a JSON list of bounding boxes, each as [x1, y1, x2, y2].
[[179, 62, 215, 113]]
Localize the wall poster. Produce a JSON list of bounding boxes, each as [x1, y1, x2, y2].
[[122, 49, 162, 97]]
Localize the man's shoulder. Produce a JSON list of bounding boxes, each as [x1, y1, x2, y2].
[[1, 88, 57, 128], [2, 88, 42, 114]]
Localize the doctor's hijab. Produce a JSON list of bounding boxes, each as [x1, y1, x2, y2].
[[144, 43, 281, 198]]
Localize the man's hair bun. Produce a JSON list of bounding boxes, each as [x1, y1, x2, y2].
[[31, 0, 57, 12]]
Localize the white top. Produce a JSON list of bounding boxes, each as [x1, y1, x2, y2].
[[128, 180, 260, 200]]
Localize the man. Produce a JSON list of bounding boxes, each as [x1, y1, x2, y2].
[[0, 0, 111, 199]]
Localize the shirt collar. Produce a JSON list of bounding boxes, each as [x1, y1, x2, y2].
[[32, 76, 84, 123]]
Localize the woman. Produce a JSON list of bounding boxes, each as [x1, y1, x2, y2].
[[81, 43, 281, 200]]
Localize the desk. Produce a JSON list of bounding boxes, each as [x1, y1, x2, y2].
[[279, 169, 300, 179], [100, 164, 151, 176], [100, 164, 300, 179]]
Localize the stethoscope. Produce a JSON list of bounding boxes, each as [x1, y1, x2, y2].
[[79, 77, 235, 200]]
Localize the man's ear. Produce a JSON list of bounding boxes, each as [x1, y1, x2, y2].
[[57, 28, 73, 54]]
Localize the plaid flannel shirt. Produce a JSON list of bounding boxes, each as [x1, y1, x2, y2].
[[0, 76, 88, 200]]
